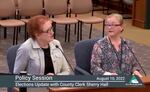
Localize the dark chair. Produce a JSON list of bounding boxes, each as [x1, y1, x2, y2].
[[7, 44, 47, 92], [7, 44, 20, 92], [74, 38, 99, 75], [7, 44, 20, 74]]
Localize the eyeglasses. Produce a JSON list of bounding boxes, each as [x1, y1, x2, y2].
[[42, 27, 53, 33], [105, 24, 121, 27]]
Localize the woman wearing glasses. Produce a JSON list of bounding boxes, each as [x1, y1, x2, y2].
[[14, 15, 72, 75], [90, 13, 143, 77]]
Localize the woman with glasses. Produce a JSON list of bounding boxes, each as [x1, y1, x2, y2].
[[13, 15, 72, 75], [90, 13, 143, 77]]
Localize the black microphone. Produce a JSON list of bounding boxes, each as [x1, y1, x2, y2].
[[75, 66, 91, 75], [55, 45, 74, 73], [55, 45, 91, 75], [124, 41, 146, 76], [55, 45, 92, 75]]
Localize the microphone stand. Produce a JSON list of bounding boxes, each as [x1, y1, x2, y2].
[[124, 41, 146, 76], [75, 66, 91, 75], [55, 45, 92, 75], [55, 45, 74, 73]]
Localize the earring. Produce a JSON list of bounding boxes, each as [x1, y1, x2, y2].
[[121, 29, 124, 32]]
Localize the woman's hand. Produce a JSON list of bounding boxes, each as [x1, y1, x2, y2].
[[13, 87, 19, 92], [111, 72, 118, 75], [47, 73, 54, 76], [133, 70, 143, 78], [103, 72, 118, 75]]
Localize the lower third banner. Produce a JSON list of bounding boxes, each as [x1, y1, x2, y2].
[[0, 75, 144, 87]]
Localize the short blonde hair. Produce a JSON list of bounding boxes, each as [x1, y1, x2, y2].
[[106, 13, 123, 25]]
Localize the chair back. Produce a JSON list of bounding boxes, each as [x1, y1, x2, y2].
[[7, 44, 20, 74], [44, 0, 68, 16], [74, 39, 99, 75], [70, 0, 93, 14], [7, 44, 20, 92], [0, 0, 16, 17], [18, 0, 43, 16]]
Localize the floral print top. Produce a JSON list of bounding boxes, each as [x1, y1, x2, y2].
[[90, 36, 141, 75]]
